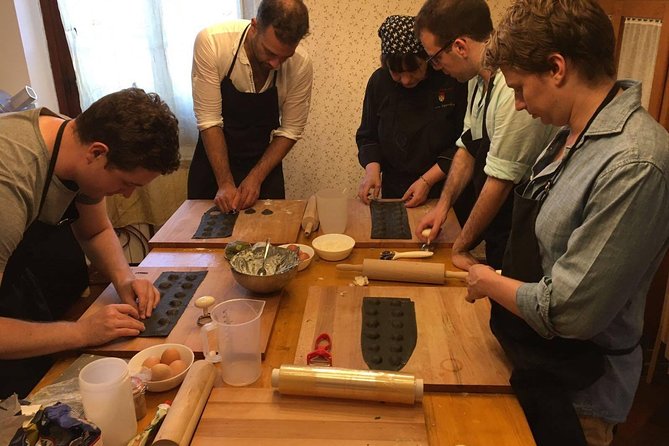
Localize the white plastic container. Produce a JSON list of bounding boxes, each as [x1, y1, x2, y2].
[[316, 188, 348, 234], [79, 357, 137, 446]]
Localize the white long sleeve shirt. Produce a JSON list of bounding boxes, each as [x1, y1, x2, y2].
[[192, 19, 313, 141]]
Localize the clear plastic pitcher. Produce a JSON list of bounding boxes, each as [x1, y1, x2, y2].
[[201, 298, 265, 386], [316, 188, 348, 234]]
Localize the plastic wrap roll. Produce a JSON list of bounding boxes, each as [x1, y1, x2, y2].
[[271, 364, 423, 405]]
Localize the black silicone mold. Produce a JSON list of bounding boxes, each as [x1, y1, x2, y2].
[[370, 201, 412, 239], [361, 296, 417, 371], [193, 207, 238, 239], [139, 270, 208, 337]]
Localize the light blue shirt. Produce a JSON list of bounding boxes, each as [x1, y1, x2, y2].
[[516, 80, 669, 423]]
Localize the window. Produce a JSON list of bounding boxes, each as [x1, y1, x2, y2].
[[44, 0, 241, 158]]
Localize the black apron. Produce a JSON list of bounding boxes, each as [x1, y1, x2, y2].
[[188, 24, 285, 200], [492, 85, 636, 446], [0, 120, 86, 399], [460, 75, 513, 268]]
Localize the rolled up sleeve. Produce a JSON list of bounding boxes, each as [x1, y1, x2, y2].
[[192, 28, 225, 131], [272, 51, 313, 141], [485, 90, 552, 183], [516, 161, 669, 340]]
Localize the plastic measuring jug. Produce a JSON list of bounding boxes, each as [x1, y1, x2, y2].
[[201, 298, 266, 386], [316, 188, 348, 234]]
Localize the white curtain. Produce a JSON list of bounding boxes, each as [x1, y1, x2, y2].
[[57, 0, 240, 159], [617, 17, 662, 110]]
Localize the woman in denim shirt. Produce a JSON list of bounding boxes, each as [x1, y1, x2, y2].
[[466, 1, 669, 445]]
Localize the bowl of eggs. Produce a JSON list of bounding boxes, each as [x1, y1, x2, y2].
[[128, 343, 194, 392], [311, 234, 355, 261], [279, 243, 315, 271]]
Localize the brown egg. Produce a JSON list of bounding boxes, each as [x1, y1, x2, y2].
[[169, 359, 188, 376], [160, 348, 181, 365], [142, 355, 161, 369], [150, 363, 172, 381]]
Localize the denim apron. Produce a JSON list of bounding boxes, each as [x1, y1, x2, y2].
[[492, 85, 637, 445], [188, 24, 285, 200]]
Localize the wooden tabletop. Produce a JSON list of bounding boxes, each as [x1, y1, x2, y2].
[[148, 199, 307, 249], [327, 198, 461, 248], [148, 199, 461, 250], [33, 245, 534, 445], [77, 267, 281, 358]]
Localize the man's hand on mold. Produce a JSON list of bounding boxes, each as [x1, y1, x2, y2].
[[117, 278, 161, 319]]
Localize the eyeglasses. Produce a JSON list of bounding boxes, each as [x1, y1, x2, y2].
[[426, 38, 455, 67]]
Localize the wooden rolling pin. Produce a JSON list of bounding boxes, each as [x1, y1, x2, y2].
[[301, 194, 319, 237], [152, 360, 217, 446], [336, 258, 466, 284]]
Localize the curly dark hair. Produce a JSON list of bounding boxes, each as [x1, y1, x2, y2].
[[74, 88, 180, 175], [486, 0, 615, 82], [415, 0, 492, 45], [256, 0, 309, 45]]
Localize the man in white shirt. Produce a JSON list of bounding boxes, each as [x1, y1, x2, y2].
[[188, 0, 313, 212]]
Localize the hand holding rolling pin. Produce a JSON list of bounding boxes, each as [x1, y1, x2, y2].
[[465, 264, 509, 304]]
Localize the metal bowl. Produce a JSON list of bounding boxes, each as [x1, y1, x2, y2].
[[229, 244, 299, 293]]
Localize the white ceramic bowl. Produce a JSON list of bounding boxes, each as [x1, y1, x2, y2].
[[311, 234, 355, 262], [128, 343, 194, 392], [279, 243, 315, 271]]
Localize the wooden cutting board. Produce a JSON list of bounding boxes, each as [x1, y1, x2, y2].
[[149, 199, 307, 249], [294, 286, 512, 392], [191, 388, 427, 445], [315, 199, 460, 248], [79, 267, 280, 358]]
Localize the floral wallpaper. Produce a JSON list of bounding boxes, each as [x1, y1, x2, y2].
[[283, 0, 513, 199]]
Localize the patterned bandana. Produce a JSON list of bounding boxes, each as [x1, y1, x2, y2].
[[378, 15, 422, 55]]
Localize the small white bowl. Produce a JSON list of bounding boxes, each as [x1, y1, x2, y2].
[[312, 234, 355, 262], [128, 343, 194, 392], [279, 243, 315, 271]]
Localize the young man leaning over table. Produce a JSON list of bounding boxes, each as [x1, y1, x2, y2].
[[414, 0, 556, 271], [0, 87, 181, 399]]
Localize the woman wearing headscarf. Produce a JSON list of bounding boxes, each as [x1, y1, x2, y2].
[[356, 15, 468, 209]]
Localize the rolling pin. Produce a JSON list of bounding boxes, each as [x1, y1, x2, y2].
[[301, 194, 319, 237], [336, 258, 466, 284], [152, 360, 217, 446]]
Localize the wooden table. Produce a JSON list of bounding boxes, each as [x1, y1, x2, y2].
[[33, 245, 534, 445], [323, 198, 461, 248], [77, 266, 281, 358], [138, 246, 535, 445], [148, 199, 307, 249], [148, 199, 462, 250]]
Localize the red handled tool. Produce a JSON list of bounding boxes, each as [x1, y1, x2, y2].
[[306, 333, 333, 366]]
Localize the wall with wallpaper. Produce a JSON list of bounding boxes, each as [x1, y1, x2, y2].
[[283, 0, 512, 199]]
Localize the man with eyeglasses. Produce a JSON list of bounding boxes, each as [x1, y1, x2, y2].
[[414, 0, 555, 271], [188, 0, 313, 212]]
